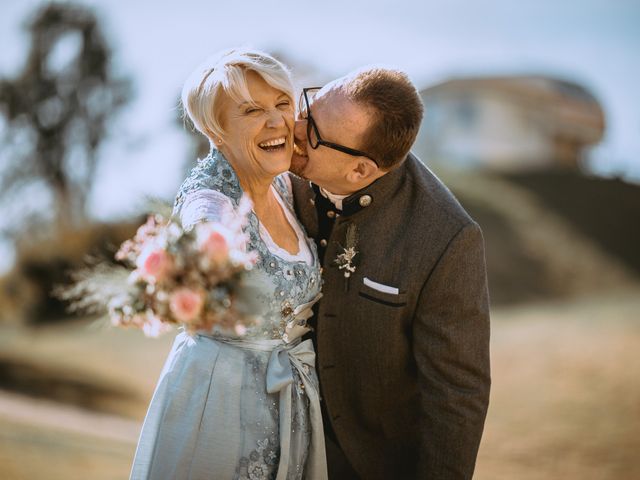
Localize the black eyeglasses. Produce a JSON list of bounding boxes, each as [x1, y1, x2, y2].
[[299, 87, 379, 167]]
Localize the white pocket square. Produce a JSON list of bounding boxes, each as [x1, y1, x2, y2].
[[363, 277, 399, 295]]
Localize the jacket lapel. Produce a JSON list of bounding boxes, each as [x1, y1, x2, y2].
[[290, 174, 319, 239]]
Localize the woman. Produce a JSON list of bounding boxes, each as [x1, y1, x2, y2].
[[130, 48, 327, 480]]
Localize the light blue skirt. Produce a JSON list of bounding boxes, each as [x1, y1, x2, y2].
[[130, 332, 327, 480]]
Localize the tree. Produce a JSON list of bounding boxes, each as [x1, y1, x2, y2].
[[0, 2, 131, 236]]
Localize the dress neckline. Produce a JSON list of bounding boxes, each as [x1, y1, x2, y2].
[[257, 185, 312, 265]]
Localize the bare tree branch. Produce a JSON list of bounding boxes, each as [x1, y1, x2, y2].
[[0, 2, 131, 237]]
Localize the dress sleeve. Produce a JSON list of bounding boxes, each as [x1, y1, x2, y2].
[[176, 188, 235, 230]]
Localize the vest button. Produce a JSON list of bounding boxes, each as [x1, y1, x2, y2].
[[359, 195, 372, 207], [327, 210, 336, 219], [319, 239, 328, 247]]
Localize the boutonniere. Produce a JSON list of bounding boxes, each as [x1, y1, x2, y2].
[[334, 223, 358, 291]]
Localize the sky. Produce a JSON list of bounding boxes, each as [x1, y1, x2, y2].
[[1, 0, 639, 269]]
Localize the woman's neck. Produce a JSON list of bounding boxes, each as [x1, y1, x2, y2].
[[236, 172, 275, 216], [222, 152, 282, 216]]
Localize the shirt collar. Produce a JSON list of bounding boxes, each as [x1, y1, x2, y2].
[[319, 187, 348, 211]]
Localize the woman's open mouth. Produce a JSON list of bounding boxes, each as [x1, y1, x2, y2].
[[258, 137, 286, 152]]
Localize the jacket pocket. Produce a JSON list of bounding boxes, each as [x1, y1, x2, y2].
[[358, 281, 408, 307]]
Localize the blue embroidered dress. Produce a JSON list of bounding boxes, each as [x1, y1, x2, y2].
[[130, 150, 326, 480]]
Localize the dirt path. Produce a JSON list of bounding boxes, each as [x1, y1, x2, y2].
[[0, 416, 134, 480], [0, 391, 139, 444]]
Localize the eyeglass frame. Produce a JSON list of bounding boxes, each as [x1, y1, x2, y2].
[[300, 87, 380, 167]]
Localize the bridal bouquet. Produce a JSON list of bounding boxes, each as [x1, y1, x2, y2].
[[61, 197, 259, 337]]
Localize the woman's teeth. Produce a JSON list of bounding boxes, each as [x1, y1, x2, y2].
[[259, 137, 286, 150]]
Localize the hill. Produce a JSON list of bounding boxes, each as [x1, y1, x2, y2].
[[443, 168, 640, 305], [503, 170, 640, 274]]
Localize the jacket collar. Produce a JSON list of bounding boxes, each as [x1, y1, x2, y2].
[[339, 153, 411, 216]]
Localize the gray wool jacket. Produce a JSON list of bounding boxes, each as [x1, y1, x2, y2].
[[291, 153, 491, 479]]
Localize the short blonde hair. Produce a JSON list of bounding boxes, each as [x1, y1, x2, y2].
[[181, 47, 294, 143]]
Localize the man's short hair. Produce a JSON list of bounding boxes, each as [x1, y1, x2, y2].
[[341, 67, 423, 170]]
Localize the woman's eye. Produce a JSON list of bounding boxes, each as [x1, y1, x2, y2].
[[245, 107, 262, 114], [277, 101, 291, 109]]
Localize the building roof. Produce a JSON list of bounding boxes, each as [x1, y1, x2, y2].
[[421, 75, 605, 143]]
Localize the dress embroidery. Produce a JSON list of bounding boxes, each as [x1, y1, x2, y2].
[[235, 435, 280, 480]]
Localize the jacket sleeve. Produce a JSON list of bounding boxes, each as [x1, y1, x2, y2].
[[412, 221, 491, 479]]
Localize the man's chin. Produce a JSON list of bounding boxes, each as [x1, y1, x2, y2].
[[289, 154, 309, 178]]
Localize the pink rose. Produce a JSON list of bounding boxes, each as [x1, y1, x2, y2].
[[198, 226, 231, 265], [169, 288, 205, 323], [137, 247, 174, 283]]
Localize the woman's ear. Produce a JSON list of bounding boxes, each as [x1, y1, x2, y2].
[[205, 128, 224, 146]]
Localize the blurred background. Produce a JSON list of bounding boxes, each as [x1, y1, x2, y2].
[[1, 1, 639, 479]]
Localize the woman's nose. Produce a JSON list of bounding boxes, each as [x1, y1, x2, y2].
[[266, 109, 287, 128]]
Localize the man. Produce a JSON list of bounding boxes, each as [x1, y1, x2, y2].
[[290, 67, 491, 479]]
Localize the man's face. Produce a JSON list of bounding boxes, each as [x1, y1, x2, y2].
[[291, 85, 373, 195]]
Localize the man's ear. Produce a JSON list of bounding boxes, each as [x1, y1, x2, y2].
[[346, 158, 380, 184]]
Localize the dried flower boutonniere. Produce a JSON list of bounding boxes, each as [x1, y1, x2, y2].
[[334, 223, 358, 291]]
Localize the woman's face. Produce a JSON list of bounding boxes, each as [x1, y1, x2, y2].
[[217, 70, 295, 180]]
